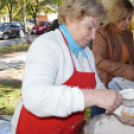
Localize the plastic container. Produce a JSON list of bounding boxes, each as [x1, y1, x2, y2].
[[114, 105, 134, 121], [119, 89, 134, 107], [114, 89, 134, 120]]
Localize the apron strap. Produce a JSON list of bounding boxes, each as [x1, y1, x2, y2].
[[59, 29, 76, 69], [59, 29, 94, 72]]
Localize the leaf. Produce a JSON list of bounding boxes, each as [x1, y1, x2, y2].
[[0, 107, 6, 110], [8, 101, 11, 103], [2, 102, 6, 105], [0, 111, 4, 114], [7, 94, 12, 97], [3, 95, 7, 97], [14, 89, 19, 91]]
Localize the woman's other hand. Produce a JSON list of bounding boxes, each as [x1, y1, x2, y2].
[[82, 89, 122, 110], [115, 115, 134, 126], [108, 108, 134, 126]]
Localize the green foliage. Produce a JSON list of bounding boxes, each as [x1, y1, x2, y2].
[[26, 0, 61, 18], [0, 44, 31, 57], [0, 0, 63, 22], [0, 0, 19, 21], [78, 107, 91, 133]]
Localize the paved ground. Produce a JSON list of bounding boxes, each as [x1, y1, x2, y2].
[[0, 35, 40, 124], [0, 34, 40, 46], [0, 33, 43, 82], [0, 51, 27, 71], [0, 51, 27, 82], [0, 51, 27, 124]]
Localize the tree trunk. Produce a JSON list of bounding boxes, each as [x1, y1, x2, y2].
[[0, 13, 1, 23], [9, 11, 12, 22], [33, 13, 37, 26], [22, 0, 30, 44], [22, 1, 27, 33]]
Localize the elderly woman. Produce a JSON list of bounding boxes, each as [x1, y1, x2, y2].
[[11, 0, 122, 134], [91, 0, 134, 117]]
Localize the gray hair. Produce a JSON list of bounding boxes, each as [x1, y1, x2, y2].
[[58, 0, 108, 25]]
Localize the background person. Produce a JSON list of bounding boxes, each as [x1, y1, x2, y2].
[[91, 0, 134, 118], [50, 19, 59, 31], [12, 0, 122, 134], [101, 0, 113, 12]]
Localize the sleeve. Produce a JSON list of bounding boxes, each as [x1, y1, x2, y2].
[[95, 69, 106, 89], [22, 38, 84, 117], [92, 31, 134, 81], [89, 50, 106, 89]]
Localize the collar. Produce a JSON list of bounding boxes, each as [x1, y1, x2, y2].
[[59, 24, 88, 58]]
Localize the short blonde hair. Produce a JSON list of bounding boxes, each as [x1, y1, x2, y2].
[[58, 0, 108, 25], [108, 0, 134, 25], [101, 0, 113, 11]]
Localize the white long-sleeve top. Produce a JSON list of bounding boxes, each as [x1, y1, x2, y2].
[[12, 29, 106, 132]]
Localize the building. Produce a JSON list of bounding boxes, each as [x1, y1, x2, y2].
[[37, 13, 57, 23]]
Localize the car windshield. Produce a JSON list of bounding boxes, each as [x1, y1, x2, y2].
[[0, 23, 10, 28], [38, 22, 48, 26], [15, 23, 23, 27]]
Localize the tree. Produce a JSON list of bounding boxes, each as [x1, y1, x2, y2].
[[0, 5, 8, 23], [12, 0, 31, 22], [26, 0, 63, 25], [22, 0, 27, 33], [0, 0, 18, 22]]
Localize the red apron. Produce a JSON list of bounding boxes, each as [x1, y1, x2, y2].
[[16, 30, 96, 134]]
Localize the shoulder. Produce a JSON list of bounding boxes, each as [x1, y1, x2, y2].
[[29, 30, 64, 53], [26, 30, 65, 61], [95, 25, 113, 39], [99, 24, 114, 32], [34, 29, 63, 45], [124, 28, 133, 36], [123, 29, 133, 44]]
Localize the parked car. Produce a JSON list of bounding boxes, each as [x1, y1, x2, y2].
[[0, 22, 24, 40], [31, 21, 51, 34]]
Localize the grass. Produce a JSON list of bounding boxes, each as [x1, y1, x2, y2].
[[0, 44, 30, 57], [0, 81, 91, 133], [79, 107, 91, 134], [0, 81, 21, 115]]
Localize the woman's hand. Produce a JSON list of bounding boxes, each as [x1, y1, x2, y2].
[[82, 89, 122, 110], [115, 115, 134, 126], [108, 109, 134, 126], [94, 89, 122, 110]]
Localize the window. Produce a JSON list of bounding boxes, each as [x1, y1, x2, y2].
[[0, 23, 10, 28]]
